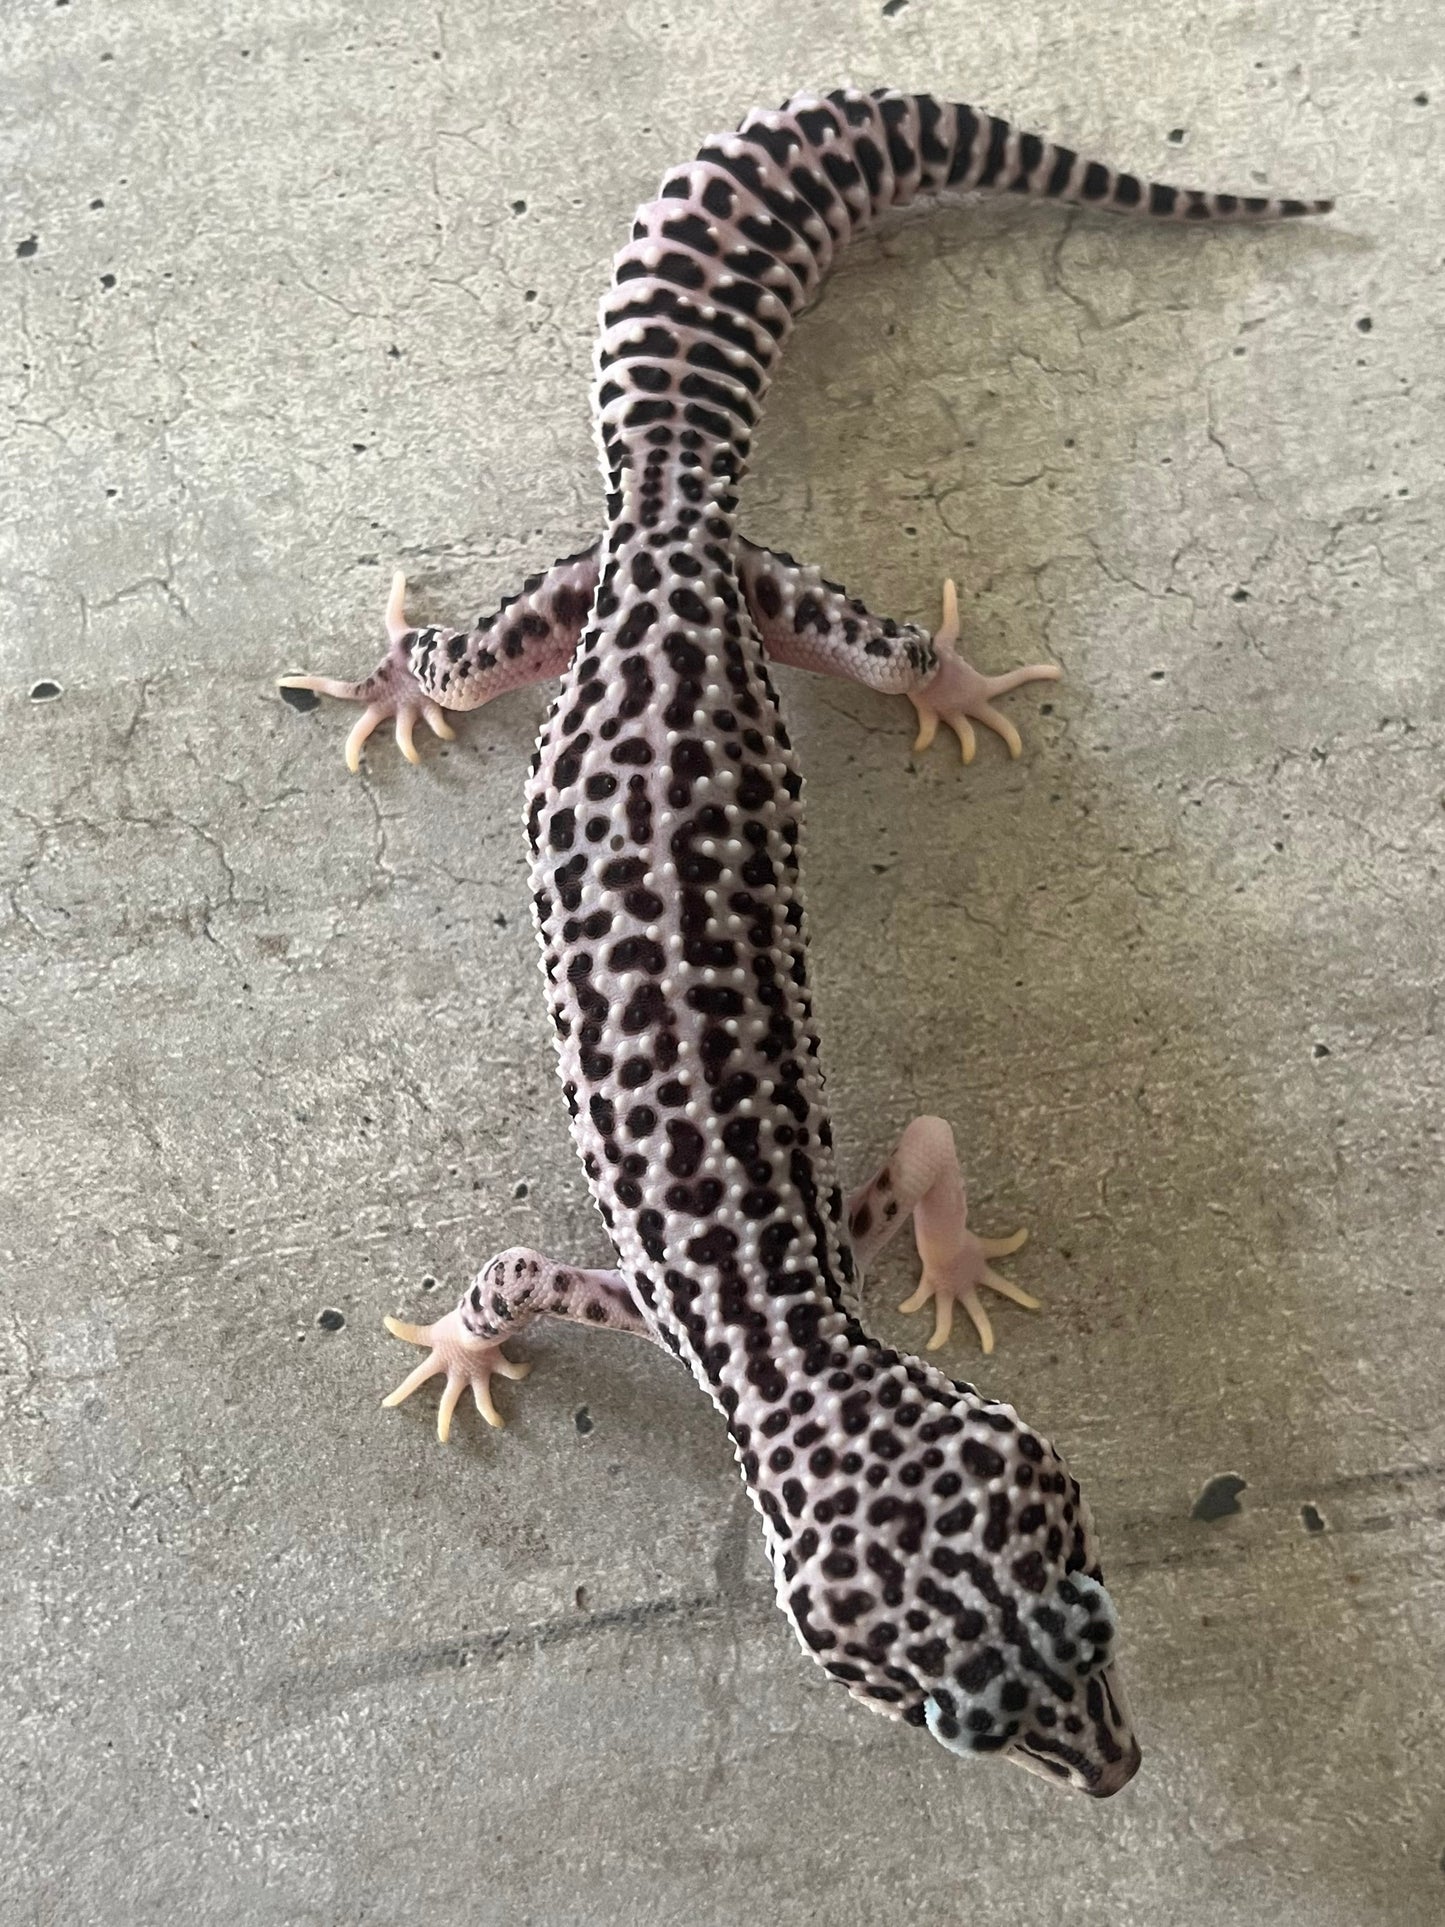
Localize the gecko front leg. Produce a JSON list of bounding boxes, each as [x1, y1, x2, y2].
[[907, 580, 1061, 764], [848, 1115, 1038, 1355], [382, 1246, 666, 1441]]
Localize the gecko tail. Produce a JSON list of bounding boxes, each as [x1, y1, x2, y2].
[[891, 94, 1334, 220], [803, 91, 1333, 223], [982, 130, 1334, 221]]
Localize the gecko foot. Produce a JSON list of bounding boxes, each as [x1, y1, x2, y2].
[[381, 1307, 532, 1441], [908, 579, 1061, 764], [278, 572, 456, 772], [898, 1226, 1038, 1356]]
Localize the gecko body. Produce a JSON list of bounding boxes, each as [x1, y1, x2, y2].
[[286, 89, 1330, 1796]]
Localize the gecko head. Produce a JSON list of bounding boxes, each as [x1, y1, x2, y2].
[[922, 1573, 1142, 1797]]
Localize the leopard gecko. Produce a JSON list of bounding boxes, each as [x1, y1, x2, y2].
[[282, 88, 1329, 1795]]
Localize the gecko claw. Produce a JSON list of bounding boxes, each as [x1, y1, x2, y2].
[[382, 1308, 532, 1440], [898, 1226, 1038, 1355], [279, 571, 459, 772], [907, 578, 1061, 766]]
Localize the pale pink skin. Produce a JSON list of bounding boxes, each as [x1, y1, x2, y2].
[[285, 84, 1327, 1795]]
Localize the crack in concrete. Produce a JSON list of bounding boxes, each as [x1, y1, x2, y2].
[[278, 1588, 732, 1700]]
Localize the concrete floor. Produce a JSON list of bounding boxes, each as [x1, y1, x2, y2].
[[3, 2, 1443, 1922]]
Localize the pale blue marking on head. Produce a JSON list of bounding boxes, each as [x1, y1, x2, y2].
[[921, 1575, 1140, 1795]]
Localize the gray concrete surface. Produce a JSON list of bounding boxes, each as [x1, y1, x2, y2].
[[3, 2, 1442, 1922]]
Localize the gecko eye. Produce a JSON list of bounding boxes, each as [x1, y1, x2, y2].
[[924, 1687, 1015, 1757], [1028, 1573, 1120, 1678], [924, 1667, 1030, 1759]]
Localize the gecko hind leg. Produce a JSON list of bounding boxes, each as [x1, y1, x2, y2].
[[847, 1115, 1038, 1355], [382, 1246, 664, 1441], [280, 574, 457, 771], [908, 580, 1061, 763], [735, 547, 1060, 767], [284, 551, 1055, 776]]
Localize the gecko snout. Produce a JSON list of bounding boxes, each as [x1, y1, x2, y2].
[[926, 1657, 1141, 1796], [922, 1572, 1142, 1796]]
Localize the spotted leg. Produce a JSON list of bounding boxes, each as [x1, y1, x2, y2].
[[381, 1246, 667, 1441], [279, 549, 600, 771], [739, 549, 1061, 764], [846, 1115, 1039, 1355], [282, 548, 1057, 772]]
